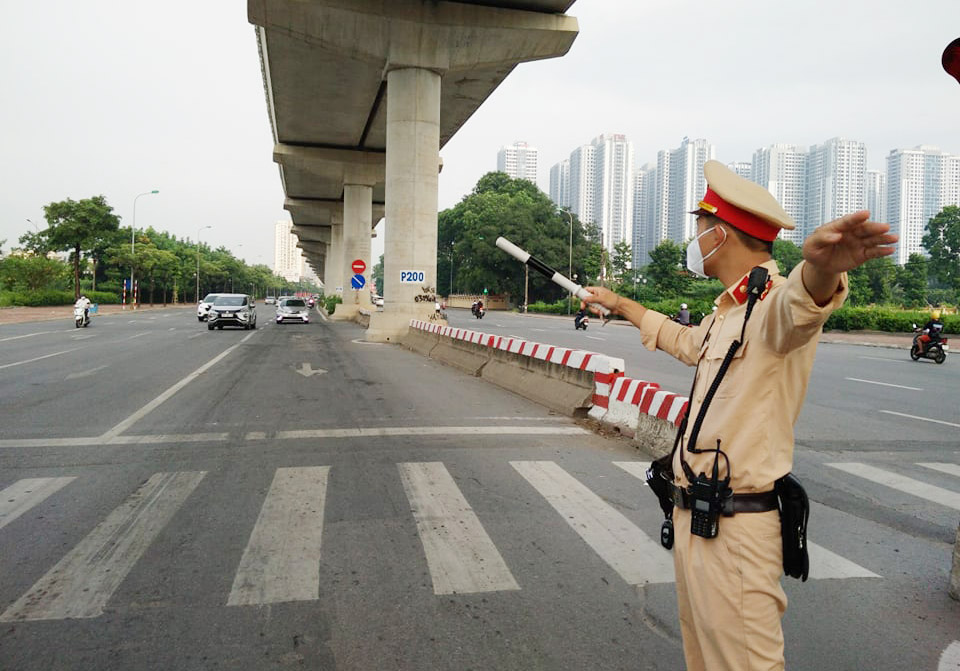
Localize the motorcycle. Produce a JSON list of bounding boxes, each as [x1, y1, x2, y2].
[[472, 304, 484, 319], [575, 313, 589, 330], [910, 324, 948, 364], [73, 306, 90, 328]]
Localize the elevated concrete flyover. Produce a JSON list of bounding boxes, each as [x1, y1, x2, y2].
[[250, 0, 579, 338]]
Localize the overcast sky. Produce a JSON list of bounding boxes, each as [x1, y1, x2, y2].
[[3, 1, 959, 268]]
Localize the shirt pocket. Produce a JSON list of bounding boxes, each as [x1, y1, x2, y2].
[[703, 335, 748, 398]]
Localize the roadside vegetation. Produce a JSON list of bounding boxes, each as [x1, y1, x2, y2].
[[439, 173, 960, 334], [1, 195, 318, 306]]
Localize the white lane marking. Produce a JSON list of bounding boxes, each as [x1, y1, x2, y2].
[[168, 327, 176, 331], [65, 364, 109, 381], [585, 335, 605, 341], [126, 332, 149, 341], [350, 339, 384, 345], [0, 425, 587, 449], [827, 463, 960, 511], [530, 328, 547, 332], [228, 467, 330, 606], [398, 462, 519, 595], [274, 426, 590, 440], [69, 334, 95, 340], [0, 477, 76, 531], [0, 471, 205, 621], [0, 331, 57, 342], [807, 543, 880, 579], [0, 349, 81, 371], [512, 460, 674, 585], [613, 461, 651, 482], [939, 641, 960, 671], [615, 462, 879, 579], [858, 355, 906, 363], [468, 416, 567, 422], [879, 410, 960, 429], [187, 333, 203, 339], [845, 377, 921, 391], [99, 330, 260, 441], [918, 463, 960, 478]]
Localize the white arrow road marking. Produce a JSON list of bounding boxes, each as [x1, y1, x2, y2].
[[939, 641, 960, 670], [295, 363, 327, 377], [65, 364, 109, 381]]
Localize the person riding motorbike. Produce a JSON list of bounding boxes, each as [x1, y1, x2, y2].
[[673, 302, 691, 326], [472, 299, 484, 317], [74, 295, 91, 322], [917, 309, 944, 354], [574, 300, 588, 329]]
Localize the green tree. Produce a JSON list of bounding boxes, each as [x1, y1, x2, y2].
[[847, 257, 896, 305], [922, 205, 960, 293], [36, 196, 120, 299], [772, 239, 803, 276], [0, 255, 71, 291], [646, 240, 689, 296], [895, 253, 929, 307], [611, 241, 632, 283], [437, 172, 592, 304], [372, 254, 384, 295]]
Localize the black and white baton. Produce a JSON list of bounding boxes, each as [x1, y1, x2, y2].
[[495, 237, 611, 320]]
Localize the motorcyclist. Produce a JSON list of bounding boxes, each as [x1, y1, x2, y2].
[[674, 302, 691, 326], [917, 309, 944, 354], [574, 300, 587, 329], [74, 295, 91, 321], [473, 299, 483, 316]]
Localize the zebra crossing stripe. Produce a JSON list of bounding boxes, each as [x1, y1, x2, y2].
[[398, 462, 519, 595], [0, 471, 205, 622], [918, 463, 960, 479], [616, 462, 879, 579], [0, 477, 76, 531], [512, 461, 674, 586], [227, 467, 330, 606], [827, 463, 960, 511]]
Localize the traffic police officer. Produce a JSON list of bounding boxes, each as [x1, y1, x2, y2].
[[585, 160, 898, 670]]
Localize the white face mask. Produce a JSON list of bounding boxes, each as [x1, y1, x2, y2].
[[686, 226, 726, 279]]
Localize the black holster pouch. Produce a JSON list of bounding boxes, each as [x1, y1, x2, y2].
[[775, 473, 809, 581], [646, 454, 675, 518]]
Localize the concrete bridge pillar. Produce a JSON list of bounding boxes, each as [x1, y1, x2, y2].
[[367, 66, 441, 342], [326, 217, 343, 298], [332, 183, 374, 320]]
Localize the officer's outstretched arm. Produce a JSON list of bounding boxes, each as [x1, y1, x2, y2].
[[802, 211, 898, 305]]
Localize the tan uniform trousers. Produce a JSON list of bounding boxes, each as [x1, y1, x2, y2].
[[673, 507, 787, 671]]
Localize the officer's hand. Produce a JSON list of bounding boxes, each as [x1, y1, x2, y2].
[[582, 286, 620, 315], [803, 210, 898, 274]]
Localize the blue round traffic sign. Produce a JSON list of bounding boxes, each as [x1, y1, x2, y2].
[[351, 274, 366, 290]]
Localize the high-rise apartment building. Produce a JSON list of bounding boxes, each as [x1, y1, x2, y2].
[[886, 145, 960, 265], [274, 220, 304, 282], [805, 138, 866, 238], [865, 169, 887, 227], [728, 162, 752, 180], [632, 163, 657, 268], [664, 138, 715, 242], [593, 134, 635, 249], [751, 144, 808, 245], [497, 141, 538, 183], [549, 159, 571, 209], [567, 143, 597, 228]]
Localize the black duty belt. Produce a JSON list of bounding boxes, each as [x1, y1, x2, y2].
[[671, 484, 778, 514]]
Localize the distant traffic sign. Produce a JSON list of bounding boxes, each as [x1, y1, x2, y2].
[[351, 259, 366, 274], [351, 274, 366, 290]]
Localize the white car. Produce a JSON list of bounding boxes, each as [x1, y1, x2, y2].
[[197, 293, 222, 321], [275, 297, 311, 324]]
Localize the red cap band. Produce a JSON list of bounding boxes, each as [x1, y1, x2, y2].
[[700, 188, 780, 242]]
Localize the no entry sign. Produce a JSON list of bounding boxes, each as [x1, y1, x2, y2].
[[351, 259, 366, 274]]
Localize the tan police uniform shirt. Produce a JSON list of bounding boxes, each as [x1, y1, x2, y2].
[[638, 260, 848, 493]]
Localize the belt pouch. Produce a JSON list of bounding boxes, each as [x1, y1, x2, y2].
[[775, 472, 810, 581], [646, 454, 675, 518]]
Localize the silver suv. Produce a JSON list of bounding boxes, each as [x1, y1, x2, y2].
[[207, 294, 257, 330]]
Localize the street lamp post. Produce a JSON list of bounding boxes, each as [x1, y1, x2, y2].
[[26, 218, 39, 232], [196, 225, 212, 303], [130, 190, 159, 309], [562, 209, 574, 314]]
